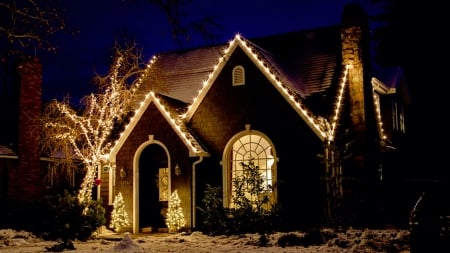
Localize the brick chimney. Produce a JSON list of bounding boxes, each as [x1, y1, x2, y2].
[[9, 57, 45, 201]]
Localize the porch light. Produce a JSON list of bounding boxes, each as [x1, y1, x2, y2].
[[175, 164, 181, 176]]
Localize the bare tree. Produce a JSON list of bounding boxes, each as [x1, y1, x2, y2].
[[0, 0, 69, 149], [0, 0, 69, 93], [139, 0, 221, 47], [0, 0, 67, 54], [40, 42, 148, 203]]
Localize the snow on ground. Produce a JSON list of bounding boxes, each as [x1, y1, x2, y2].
[[0, 227, 411, 253]]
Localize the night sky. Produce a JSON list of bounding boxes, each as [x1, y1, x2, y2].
[[40, 0, 381, 104]]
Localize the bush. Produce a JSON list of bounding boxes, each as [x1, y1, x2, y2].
[[196, 184, 229, 235], [40, 189, 106, 242], [198, 158, 280, 235]]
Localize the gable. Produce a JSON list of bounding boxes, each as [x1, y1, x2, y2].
[[182, 33, 344, 142], [107, 92, 208, 163], [187, 48, 322, 155], [110, 22, 402, 156]]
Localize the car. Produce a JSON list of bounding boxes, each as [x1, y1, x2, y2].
[[409, 180, 450, 253]]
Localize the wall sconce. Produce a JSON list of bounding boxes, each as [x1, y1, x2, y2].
[[120, 167, 126, 180], [174, 164, 181, 176]]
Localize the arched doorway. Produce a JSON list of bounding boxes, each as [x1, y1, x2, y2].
[[138, 144, 169, 231]]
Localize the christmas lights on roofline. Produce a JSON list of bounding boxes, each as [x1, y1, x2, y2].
[[107, 33, 391, 160]]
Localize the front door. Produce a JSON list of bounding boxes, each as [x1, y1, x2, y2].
[[139, 144, 168, 232]]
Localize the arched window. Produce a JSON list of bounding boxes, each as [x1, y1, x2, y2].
[[222, 128, 277, 209], [232, 65, 245, 86]]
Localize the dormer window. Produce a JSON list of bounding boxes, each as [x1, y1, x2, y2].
[[232, 65, 245, 86]]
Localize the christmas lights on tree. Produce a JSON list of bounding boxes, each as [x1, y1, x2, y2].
[[110, 192, 130, 233], [166, 190, 185, 233], [41, 43, 152, 204]]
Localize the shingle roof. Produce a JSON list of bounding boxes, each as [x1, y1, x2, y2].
[[248, 26, 342, 99], [145, 26, 343, 119], [110, 24, 381, 156], [144, 45, 227, 104], [0, 145, 16, 156], [154, 94, 208, 155]]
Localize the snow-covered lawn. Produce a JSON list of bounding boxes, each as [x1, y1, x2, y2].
[[0, 227, 411, 253]]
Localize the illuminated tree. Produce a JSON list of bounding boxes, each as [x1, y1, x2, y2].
[[110, 192, 130, 233], [166, 189, 185, 233], [40, 42, 151, 204]]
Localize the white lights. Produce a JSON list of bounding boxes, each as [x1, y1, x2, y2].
[[108, 33, 391, 173]]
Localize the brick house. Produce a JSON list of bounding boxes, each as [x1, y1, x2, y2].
[[98, 4, 408, 233], [0, 4, 409, 232]]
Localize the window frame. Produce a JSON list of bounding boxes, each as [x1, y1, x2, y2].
[[222, 127, 277, 209]]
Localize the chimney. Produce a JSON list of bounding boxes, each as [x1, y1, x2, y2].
[[340, 3, 378, 170], [340, 3, 381, 222], [9, 57, 45, 201]]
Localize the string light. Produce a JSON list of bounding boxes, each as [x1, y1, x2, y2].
[[106, 33, 391, 171], [110, 192, 130, 232], [166, 190, 185, 233]]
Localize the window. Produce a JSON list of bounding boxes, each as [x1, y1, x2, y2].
[[222, 128, 277, 209], [46, 164, 77, 188], [392, 101, 406, 133], [232, 65, 245, 86]]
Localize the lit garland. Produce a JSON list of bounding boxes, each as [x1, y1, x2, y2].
[[178, 34, 353, 142], [106, 56, 161, 159], [373, 93, 385, 140], [151, 92, 200, 153], [328, 64, 351, 141], [371, 77, 395, 141], [106, 33, 389, 168], [106, 55, 207, 159]]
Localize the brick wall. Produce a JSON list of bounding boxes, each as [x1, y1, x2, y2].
[[8, 57, 45, 201]]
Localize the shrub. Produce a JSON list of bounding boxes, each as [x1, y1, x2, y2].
[[198, 158, 280, 236], [40, 190, 106, 242], [228, 158, 280, 235], [197, 184, 229, 235]]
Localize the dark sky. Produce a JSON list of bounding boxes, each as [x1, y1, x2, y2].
[[40, 0, 381, 104]]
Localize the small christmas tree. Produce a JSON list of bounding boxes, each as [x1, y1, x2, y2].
[[110, 192, 130, 233], [166, 190, 185, 233]]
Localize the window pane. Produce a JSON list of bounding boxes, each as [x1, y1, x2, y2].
[[230, 134, 275, 209]]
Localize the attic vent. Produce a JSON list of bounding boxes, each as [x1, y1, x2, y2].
[[232, 65, 245, 86]]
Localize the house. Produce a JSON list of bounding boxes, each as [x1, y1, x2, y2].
[[98, 4, 408, 233], [0, 4, 409, 232]]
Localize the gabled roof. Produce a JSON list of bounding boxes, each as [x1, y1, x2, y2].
[[0, 144, 17, 159], [107, 91, 209, 163], [144, 26, 343, 108], [108, 27, 349, 160], [151, 46, 228, 104], [108, 24, 400, 159], [179, 33, 343, 141]]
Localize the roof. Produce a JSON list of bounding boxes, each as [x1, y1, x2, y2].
[[149, 45, 227, 104], [247, 26, 342, 98], [147, 26, 342, 106], [108, 23, 399, 159], [107, 91, 209, 161], [0, 144, 16, 158]]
